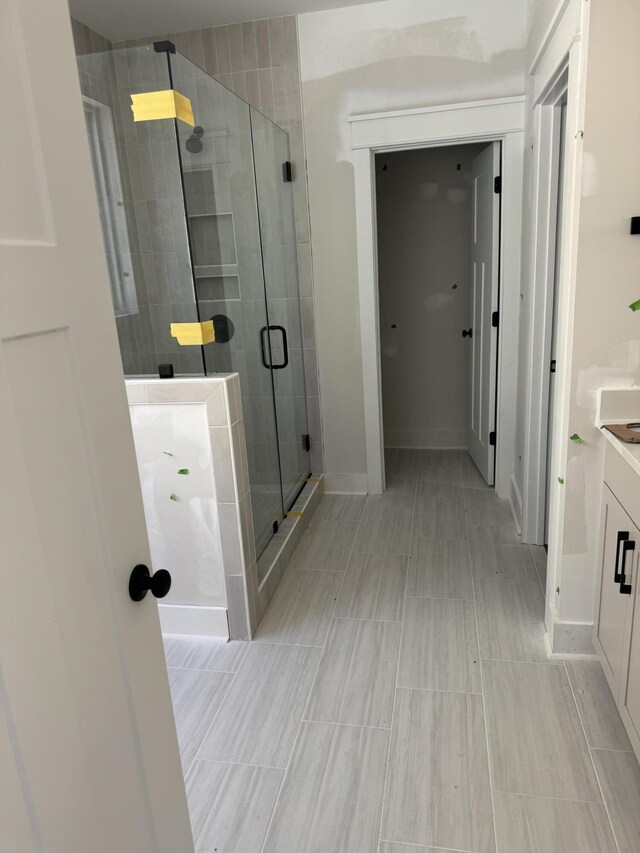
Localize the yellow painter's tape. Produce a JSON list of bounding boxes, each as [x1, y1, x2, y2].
[[170, 321, 215, 346], [131, 89, 195, 127]]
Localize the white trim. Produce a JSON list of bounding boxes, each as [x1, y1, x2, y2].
[[521, 67, 569, 546], [351, 97, 525, 498], [519, 0, 590, 652], [158, 604, 229, 638]]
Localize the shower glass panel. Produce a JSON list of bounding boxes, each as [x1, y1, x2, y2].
[[167, 49, 286, 557], [78, 44, 203, 377], [251, 108, 311, 513], [77, 42, 312, 562]]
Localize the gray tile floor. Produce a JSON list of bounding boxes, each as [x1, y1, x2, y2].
[[165, 450, 640, 852]]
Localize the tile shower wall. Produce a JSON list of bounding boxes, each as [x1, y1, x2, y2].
[[113, 17, 323, 472]]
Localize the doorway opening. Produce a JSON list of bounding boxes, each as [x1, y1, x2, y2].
[[374, 141, 502, 488]]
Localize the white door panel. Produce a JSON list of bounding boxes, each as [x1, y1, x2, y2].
[[469, 142, 501, 486], [0, 1, 193, 850]]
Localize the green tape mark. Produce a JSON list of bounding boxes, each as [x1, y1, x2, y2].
[[570, 433, 583, 444], [556, 586, 560, 595], [558, 477, 564, 484], [177, 468, 190, 475], [451, 283, 458, 290], [169, 493, 178, 502], [629, 299, 640, 312]]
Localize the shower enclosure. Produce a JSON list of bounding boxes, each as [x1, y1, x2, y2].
[[79, 41, 310, 560]]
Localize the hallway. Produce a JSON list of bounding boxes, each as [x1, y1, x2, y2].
[[166, 450, 640, 852]]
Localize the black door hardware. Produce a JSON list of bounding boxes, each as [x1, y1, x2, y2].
[[129, 564, 172, 602], [489, 431, 496, 446], [550, 360, 556, 373], [283, 161, 293, 182], [615, 531, 630, 582], [260, 325, 289, 369], [619, 538, 635, 595], [302, 434, 311, 452], [462, 328, 473, 338], [494, 175, 502, 194]]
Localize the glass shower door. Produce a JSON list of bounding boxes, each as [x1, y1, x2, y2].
[[168, 51, 286, 557], [250, 108, 311, 510]]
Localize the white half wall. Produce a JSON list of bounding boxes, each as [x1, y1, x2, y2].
[[298, 0, 528, 486]]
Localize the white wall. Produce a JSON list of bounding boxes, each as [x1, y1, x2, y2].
[[298, 0, 528, 490], [376, 144, 485, 449], [556, 0, 640, 624]]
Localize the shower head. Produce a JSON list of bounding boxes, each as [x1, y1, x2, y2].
[[186, 126, 204, 154]]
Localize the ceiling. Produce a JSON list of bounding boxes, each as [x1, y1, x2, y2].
[[68, 0, 387, 42]]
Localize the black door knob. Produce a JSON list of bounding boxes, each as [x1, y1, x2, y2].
[[129, 564, 172, 602], [462, 328, 473, 338]]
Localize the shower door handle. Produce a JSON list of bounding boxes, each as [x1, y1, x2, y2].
[[260, 325, 289, 370], [270, 325, 288, 369]]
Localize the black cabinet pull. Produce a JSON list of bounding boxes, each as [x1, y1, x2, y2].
[[462, 328, 472, 338], [615, 531, 630, 582], [619, 540, 635, 596], [259, 325, 289, 370], [129, 564, 172, 602]]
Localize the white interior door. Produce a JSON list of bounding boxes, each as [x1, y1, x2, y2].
[[468, 142, 501, 486], [0, 2, 193, 851]]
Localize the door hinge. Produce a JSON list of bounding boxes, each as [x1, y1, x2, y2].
[[494, 175, 502, 194], [550, 359, 557, 373], [283, 161, 293, 182], [489, 431, 496, 446], [273, 519, 279, 534], [302, 433, 311, 452], [492, 311, 499, 328]]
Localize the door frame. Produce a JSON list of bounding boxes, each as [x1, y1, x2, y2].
[[521, 65, 569, 546], [350, 97, 525, 502]]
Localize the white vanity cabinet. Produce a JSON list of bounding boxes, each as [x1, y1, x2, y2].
[[594, 442, 640, 757]]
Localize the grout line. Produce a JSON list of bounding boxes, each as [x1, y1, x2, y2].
[[590, 746, 636, 754], [463, 453, 501, 853], [257, 487, 371, 853], [190, 756, 285, 772], [181, 667, 239, 780], [492, 788, 612, 806], [375, 462, 415, 848], [381, 840, 470, 853], [332, 614, 403, 624], [563, 661, 624, 853], [301, 717, 392, 731]]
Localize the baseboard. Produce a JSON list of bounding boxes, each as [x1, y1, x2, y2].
[[544, 621, 597, 659], [158, 603, 228, 638], [323, 472, 368, 493]]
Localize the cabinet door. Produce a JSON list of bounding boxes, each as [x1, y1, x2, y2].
[[620, 546, 640, 749], [595, 485, 637, 699]]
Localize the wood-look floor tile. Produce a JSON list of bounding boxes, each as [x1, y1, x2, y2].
[[305, 618, 400, 728], [263, 721, 389, 852], [366, 477, 416, 509], [314, 494, 367, 521], [468, 527, 538, 582], [381, 688, 495, 852], [354, 507, 413, 555], [398, 597, 481, 693], [529, 544, 548, 588], [412, 498, 467, 541], [461, 453, 492, 489], [290, 519, 358, 570], [482, 660, 602, 801], [415, 480, 464, 500], [464, 492, 519, 543], [566, 660, 632, 750], [168, 668, 233, 772], [379, 843, 457, 852], [186, 760, 283, 853], [493, 791, 618, 853], [592, 749, 640, 853], [418, 452, 463, 487], [407, 538, 473, 599], [163, 635, 248, 672], [198, 643, 320, 768], [335, 553, 407, 621], [385, 448, 423, 480], [475, 578, 547, 662], [255, 569, 344, 647]]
